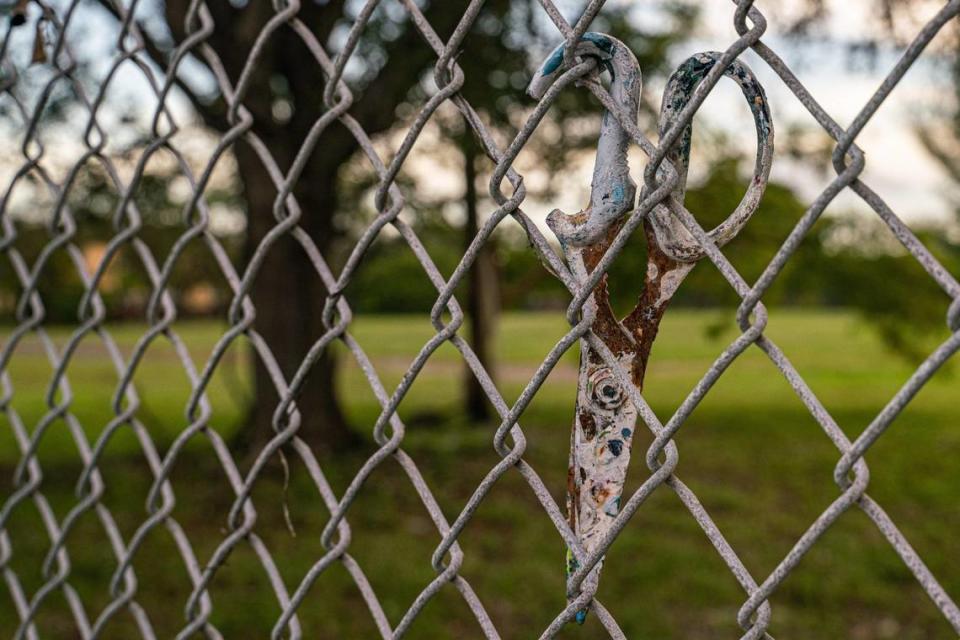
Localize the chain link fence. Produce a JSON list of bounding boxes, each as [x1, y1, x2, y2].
[[0, 0, 959, 638]]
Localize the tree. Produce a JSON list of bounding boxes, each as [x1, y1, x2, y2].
[[14, 0, 696, 446], [788, 4, 960, 361], [99, 0, 523, 450], [418, 2, 697, 421], [73, 0, 694, 447]]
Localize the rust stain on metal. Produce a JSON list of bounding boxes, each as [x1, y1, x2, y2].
[[578, 411, 597, 440], [530, 37, 774, 626]]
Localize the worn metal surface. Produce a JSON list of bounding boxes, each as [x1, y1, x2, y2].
[[530, 39, 775, 624], [0, 0, 957, 638]]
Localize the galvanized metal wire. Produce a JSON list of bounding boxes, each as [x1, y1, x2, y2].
[[0, 0, 958, 638]]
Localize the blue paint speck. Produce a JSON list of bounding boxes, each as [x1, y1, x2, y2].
[[621, 428, 632, 439], [576, 610, 588, 625], [603, 495, 621, 516], [540, 46, 565, 75], [613, 184, 625, 203], [608, 439, 623, 456], [582, 32, 613, 53], [540, 33, 613, 77]]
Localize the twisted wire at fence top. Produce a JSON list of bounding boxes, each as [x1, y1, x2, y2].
[[0, 0, 958, 638]]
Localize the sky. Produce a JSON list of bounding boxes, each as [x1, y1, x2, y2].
[[0, 0, 956, 234], [404, 0, 959, 236], [687, 0, 957, 223]]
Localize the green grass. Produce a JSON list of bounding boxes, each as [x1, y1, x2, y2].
[[0, 309, 958, 639]]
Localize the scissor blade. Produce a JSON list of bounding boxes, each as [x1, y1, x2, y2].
[[567, 341, 638, 621]]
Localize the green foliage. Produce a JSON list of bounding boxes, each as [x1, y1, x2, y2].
[[601, 156, 824, 314], [348, 157, 826, 315], [343, 151, 959, 370], [344, 216, 464, 314], [679, 158, 820, 304], [0, 159, 243, 324], [815, 218, 958, 363]]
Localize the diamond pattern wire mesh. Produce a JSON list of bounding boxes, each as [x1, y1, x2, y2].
[[0, 0, 959, 638]]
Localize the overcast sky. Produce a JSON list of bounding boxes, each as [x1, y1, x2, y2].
[[1, 0, 956, 232], [686, 0, 957, 223], [419, 0, 959, 234]]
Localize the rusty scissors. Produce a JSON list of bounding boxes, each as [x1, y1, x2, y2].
[[529, 34, 773, 621]]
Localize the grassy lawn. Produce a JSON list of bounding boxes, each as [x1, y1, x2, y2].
[[0, 309, 958, 638]]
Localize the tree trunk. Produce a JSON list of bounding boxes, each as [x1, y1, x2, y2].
[[462, 144, 499, 422], [145, 0, 484, 451], [233, 140, 356, 454]]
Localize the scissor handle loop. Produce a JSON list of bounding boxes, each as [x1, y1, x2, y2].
[[648, 51, 774, 263], [529, 33, 642, 248]]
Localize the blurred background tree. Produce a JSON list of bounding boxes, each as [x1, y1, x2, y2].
[[396, 2, 698, 421], [77, 0, 699, 441], [0, 0, 957, 448], [778, 0, 960, 363]]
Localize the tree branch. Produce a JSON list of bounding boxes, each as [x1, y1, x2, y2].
[[92, 0, 229, 130]]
